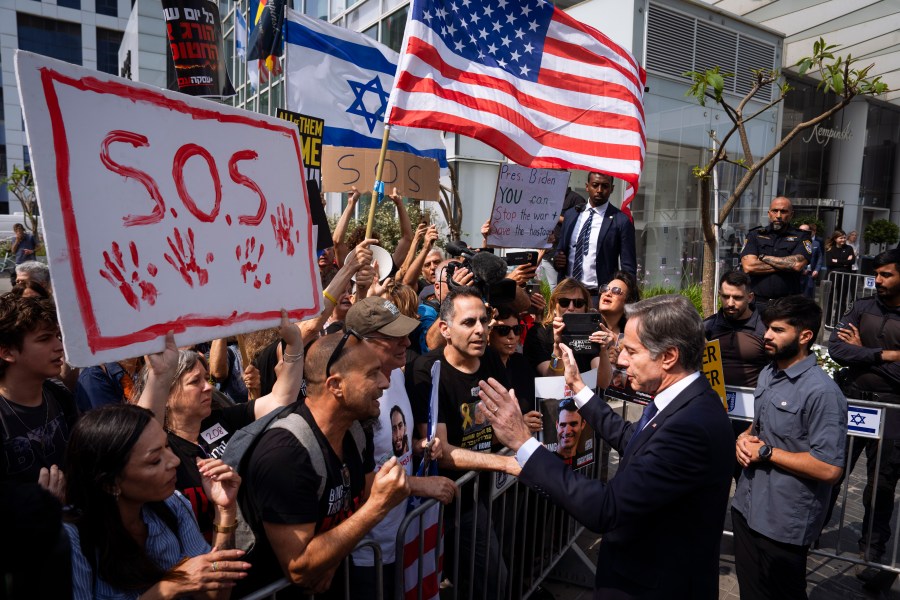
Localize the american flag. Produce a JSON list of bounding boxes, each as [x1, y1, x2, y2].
[[621, 182, 635, 222], [387, 0, 646, 187]]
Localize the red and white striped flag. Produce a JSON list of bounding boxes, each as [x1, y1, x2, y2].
[[387, 0, 646, 188], [402, 498, 442, 600], [621, 182, 635, 222]]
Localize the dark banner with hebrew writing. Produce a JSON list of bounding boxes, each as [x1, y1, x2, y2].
[[162, 0, 235, 97]]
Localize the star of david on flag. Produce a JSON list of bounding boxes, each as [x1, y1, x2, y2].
[[284, 9, 447, 167], [847, 405, 881, 439], [387, 0, 646, 187]]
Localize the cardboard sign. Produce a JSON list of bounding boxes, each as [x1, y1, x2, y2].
[[320, 146, 439, 200], [486, 164, 569, 249], [15, 51, 320, 366], [702, 339, 727, 407]]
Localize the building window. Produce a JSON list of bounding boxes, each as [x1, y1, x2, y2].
[[58, 0, 82, 11], [96, 0, 118, 17], [97, 28, 124, 75], [380, 6, 407, 53], [17, 14, 82, 66]]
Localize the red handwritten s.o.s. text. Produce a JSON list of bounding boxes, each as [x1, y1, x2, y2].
[[100, 131, 166, 227], [229, 150, 268, 226], [165, 226, 210, 287], [99, 240, 159, 310]]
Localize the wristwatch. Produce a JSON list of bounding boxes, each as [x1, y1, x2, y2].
[[758, 444, 773, 462]]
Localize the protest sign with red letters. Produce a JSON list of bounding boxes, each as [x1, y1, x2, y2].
[[15, 51, 319, 366]]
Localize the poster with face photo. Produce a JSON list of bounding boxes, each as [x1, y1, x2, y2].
[[535, 370, 597, 469], [604, 367, 654, 406]]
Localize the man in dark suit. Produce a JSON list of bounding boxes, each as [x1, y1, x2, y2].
[[553, 172, 637, 297], [479, 294, 734, 599]]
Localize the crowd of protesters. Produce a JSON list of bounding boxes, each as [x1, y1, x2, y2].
[[1, 181, 899, 600]]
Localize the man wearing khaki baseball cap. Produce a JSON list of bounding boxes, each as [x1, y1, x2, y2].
[[345, 297, 457, 599]]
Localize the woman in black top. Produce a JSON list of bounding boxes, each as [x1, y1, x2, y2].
[[135, 311, 304, 541], [523, 278, 613, 388], [826, 229, 856, 273], [489, 306, 542, 431], [826, 229, 857, 319]]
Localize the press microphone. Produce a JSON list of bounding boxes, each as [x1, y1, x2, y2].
[[470, 251, 508, 286], [446, 240, 474, 259]]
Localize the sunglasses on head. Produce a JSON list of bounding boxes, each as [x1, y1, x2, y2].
[[557, 298, 587, 309], [493, 324, 524, 336], [600, 284, 625, 297], [326, 329, 362, 377]]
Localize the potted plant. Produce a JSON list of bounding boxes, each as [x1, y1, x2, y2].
[[863, 219, 899, 255]]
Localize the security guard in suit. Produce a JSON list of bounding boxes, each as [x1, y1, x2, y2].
[[740, 197, 812, 312]]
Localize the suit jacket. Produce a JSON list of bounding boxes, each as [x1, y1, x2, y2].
[[556, 202, 637, 287], [520, 376, 734, 599]]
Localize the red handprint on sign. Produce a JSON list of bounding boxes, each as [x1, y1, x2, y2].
[[99, 241, 159, 310], [235, 236, 271, 289], [164, 226, 210, 287], [270, 203, 300, 256]]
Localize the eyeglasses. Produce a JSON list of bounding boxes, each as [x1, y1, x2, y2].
[[557, 298, 587, 309], [326, 329, 362, 377], [600, 285, 625, 297], [492, 324, 524, 336]]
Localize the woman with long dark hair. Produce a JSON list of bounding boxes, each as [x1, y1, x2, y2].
[[134, 311, 304, 542], [64, 404, 248, 599]]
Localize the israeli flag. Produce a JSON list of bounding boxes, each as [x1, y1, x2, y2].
[[284, 9, 447, 166], [848, 405, 882, 439], [235, 9, 248, 60]]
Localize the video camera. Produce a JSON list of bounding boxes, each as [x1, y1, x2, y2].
[[444, 240, 518, 307]]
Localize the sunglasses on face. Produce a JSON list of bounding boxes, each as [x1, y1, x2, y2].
[[493, 324, 524, 336], [600, 285, 625, 297], [326, 329, 362, 377], [557, 298, 587, 309]]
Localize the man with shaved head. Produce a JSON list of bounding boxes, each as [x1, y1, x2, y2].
[[740, 197, 812, 312]]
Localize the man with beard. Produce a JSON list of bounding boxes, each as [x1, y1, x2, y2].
[[733, 295, 847, 600], [555, 398, 585, 465], [344, 297, 456, 600], [827, 249, 900, 587], [238, 332, 410, 599], [740, 197, 812, 312], [704, 270, 769, 481], [553, 172, 637, 298]]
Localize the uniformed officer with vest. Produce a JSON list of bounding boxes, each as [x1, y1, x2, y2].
[[740, 197, 812, 312]]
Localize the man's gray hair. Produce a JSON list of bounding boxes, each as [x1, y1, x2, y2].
[[426, 247, 445, 260], [624, 294, 705, 372], [15, 261, 50, 287]]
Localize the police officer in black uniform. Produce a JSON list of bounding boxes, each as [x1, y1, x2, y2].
[[740, 197, 812, 313]]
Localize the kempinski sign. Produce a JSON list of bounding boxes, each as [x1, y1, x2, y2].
[[802, 123, 852, 147]]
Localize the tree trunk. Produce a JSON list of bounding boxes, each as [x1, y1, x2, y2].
[[699, 177, 718, 317]]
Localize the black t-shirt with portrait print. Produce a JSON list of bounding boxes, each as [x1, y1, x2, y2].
[[168, 400, 256, 542], [0, 380, 77, 486], [237, 402, 375, 600], [408, 347, 510, 482]]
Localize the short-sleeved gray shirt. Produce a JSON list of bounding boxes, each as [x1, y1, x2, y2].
[[732, 353, 847, 546]]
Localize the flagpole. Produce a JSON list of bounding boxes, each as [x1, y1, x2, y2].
[[365, 124, 391, 238]]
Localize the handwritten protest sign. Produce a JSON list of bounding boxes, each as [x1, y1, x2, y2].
[[320, 146, 440, 200], [487, 164, 569, 249], [15, 51, 319, 366]]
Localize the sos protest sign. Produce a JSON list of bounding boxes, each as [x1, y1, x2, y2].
[[15, 51, 319, 366], [486, 164, 569, 249], [321, 146, 440, 200]]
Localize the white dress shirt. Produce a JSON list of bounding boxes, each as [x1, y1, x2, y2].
[[567, 202, 608, 288]]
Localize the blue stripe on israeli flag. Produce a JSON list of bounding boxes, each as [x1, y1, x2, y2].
[[848, 405, 881, 438]]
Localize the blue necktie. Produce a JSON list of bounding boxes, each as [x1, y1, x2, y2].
[[629, 401, 658, 445], [571, 209, 594, 282]]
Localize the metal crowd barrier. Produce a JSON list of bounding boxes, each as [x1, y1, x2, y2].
[[237, 445, 607, 600], [822, 271, 877, 331]]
